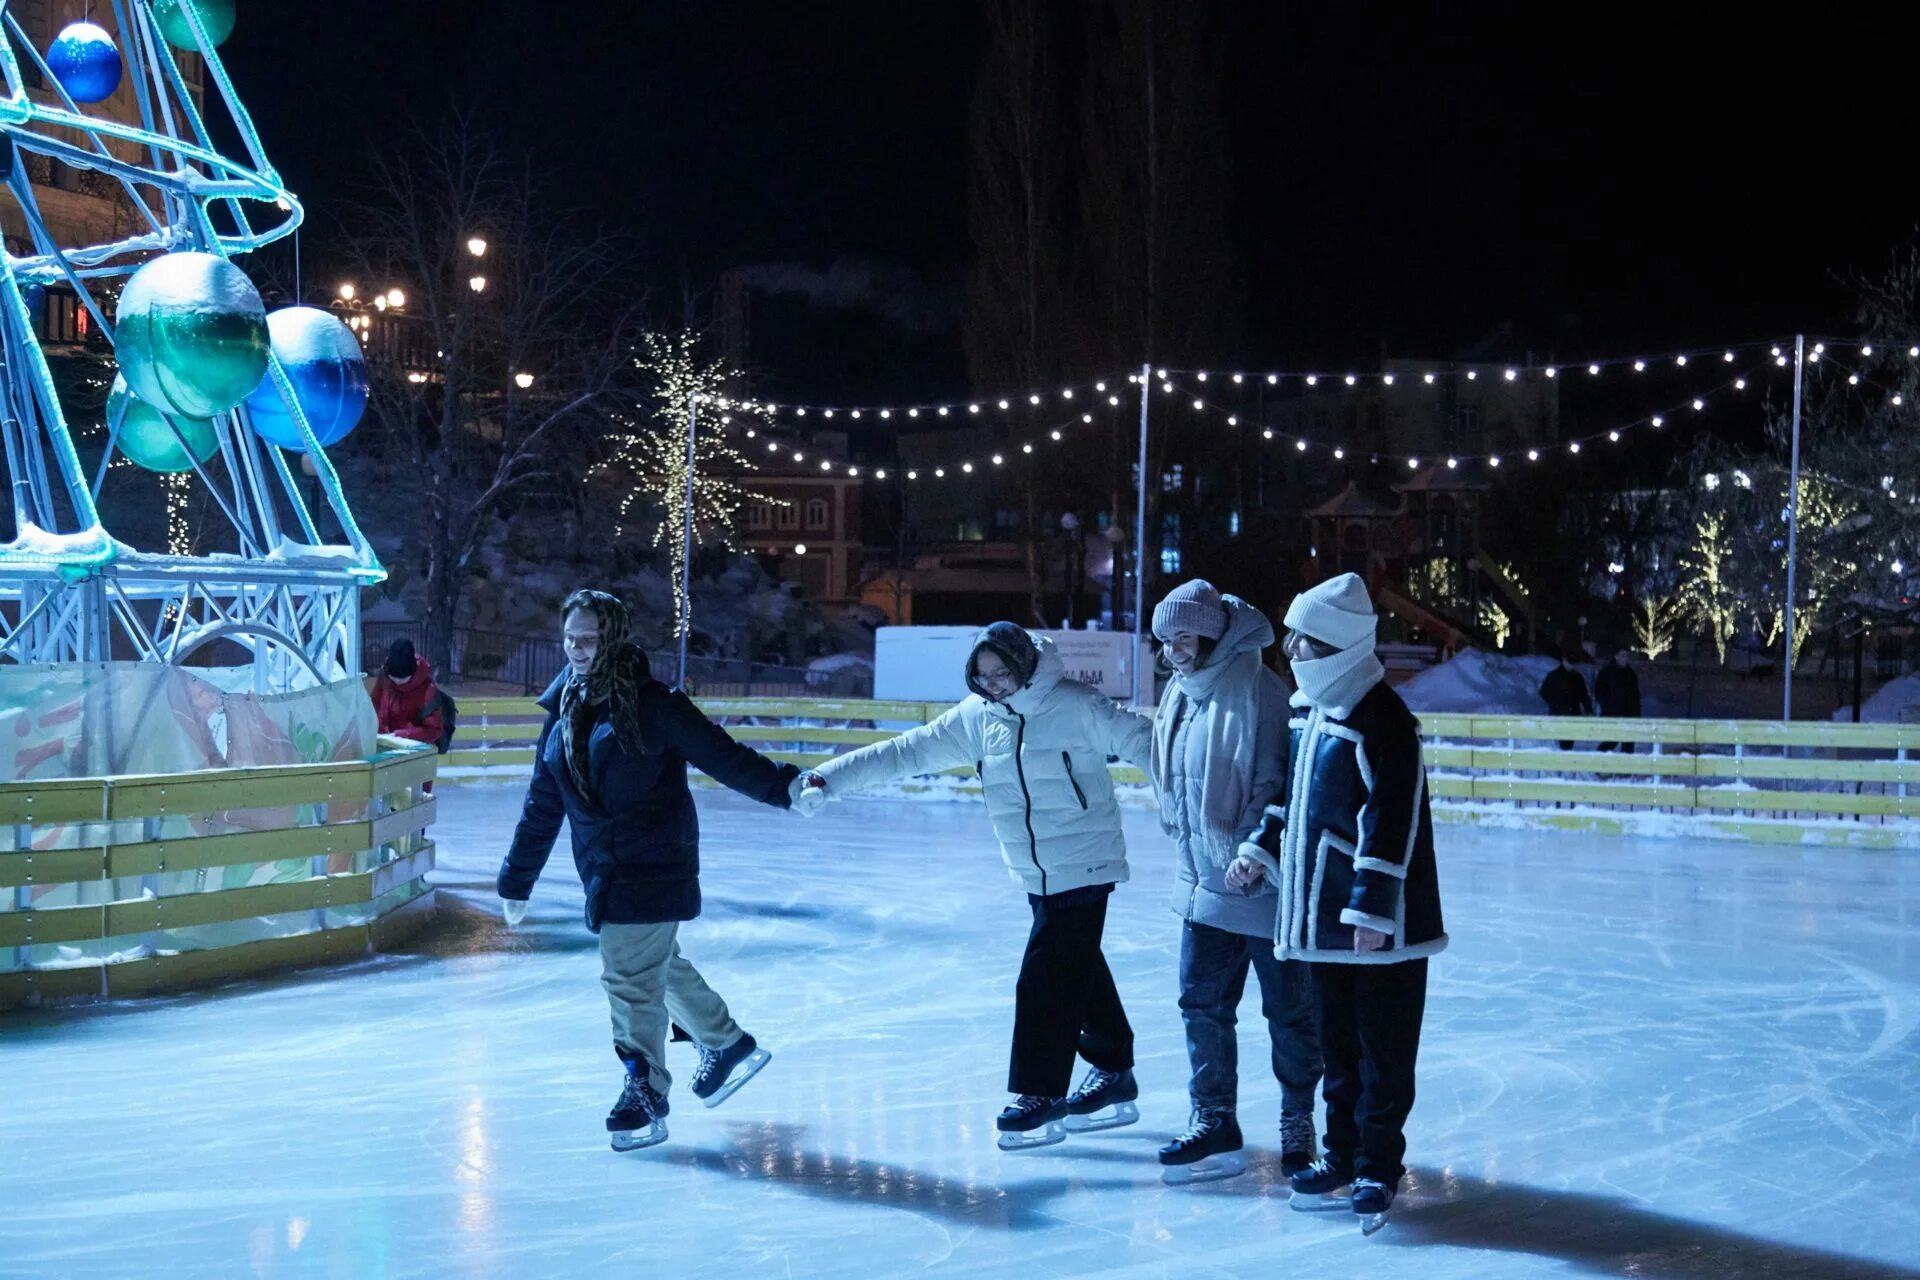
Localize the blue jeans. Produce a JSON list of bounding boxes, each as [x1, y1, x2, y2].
[[1178, 920, 1322, 1114]]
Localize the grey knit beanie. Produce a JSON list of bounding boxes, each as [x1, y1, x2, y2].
[[1152, 579, 1229, 643]]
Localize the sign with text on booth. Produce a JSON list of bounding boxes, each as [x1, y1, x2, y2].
[[873, 627, 1156, 705]]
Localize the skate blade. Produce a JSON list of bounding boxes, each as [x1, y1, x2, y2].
[[700, 1048, 772, 1109], [1360, 1210, 1391, 1236], [1063, 1101, 1139, 1133], [610, 1120, 669, 1152], [1160, 1152, 1247, 1185], [996, 1120, 1067, 1151], [1288, 1190, 1353, 1212]]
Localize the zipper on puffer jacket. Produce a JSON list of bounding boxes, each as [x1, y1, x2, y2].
[[1062, 751, 1087, 809], [1012, 712, 1044, 894]]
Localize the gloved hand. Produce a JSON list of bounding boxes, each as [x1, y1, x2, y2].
[[790, 771, 829, 817], [501, 896, 529, 927]]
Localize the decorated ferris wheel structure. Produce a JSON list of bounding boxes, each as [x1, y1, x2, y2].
[[0, 0, 378, 690]]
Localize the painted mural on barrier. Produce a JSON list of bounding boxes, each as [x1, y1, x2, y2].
[[1, 665, 376, 969]]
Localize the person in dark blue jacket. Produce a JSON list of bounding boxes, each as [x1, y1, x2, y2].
[[498, 590, 806, 1150], [1228, 573, 1447, 1233]]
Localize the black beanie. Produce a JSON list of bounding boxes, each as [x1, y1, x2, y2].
[[966, 622, 1039, 698], [386, 639, 417, 681]]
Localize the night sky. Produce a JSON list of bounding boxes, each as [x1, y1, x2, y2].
[[225, 2, 1916, 399]]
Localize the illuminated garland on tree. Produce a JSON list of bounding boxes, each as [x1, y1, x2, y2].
[[593, 331, 776, 617]]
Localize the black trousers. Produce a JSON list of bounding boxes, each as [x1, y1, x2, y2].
[[1007, 888, 1134, 1097], [1313, 958, 1428, 1188]]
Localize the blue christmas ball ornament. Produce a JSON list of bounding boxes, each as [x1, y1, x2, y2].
[[47, 22, 123, 104], [114, 251, 270, 420], [244, 306, 368, 452]]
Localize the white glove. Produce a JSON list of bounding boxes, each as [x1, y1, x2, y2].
[[501, 896, 529, 927], [790, 771, 829, 817]]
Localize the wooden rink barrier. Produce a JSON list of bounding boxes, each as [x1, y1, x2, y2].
[[0, 737, 439, 1010], [445, 698, 1920, 849]]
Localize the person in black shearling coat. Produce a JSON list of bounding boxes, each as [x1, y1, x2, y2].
[[1228, 573, 1446, 1224]]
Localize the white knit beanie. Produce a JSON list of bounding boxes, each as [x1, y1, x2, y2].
[[1153, 579, 1228, 642], [1283, 573, 1377, 652]]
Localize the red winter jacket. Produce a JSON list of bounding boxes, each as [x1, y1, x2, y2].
[[372, 657, 445, 746]]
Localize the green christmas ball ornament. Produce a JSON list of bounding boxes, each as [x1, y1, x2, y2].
[[108, 375, 218, 474], [154, 0, 236, 50], [114, 252, 269, 420]]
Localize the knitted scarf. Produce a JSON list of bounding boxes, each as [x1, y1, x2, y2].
[[1151, 596, 1272, 862]]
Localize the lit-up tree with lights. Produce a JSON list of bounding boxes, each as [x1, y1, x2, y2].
[[594, 331, 772, 629]]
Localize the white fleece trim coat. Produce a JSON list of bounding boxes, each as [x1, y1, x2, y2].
[[816, 636, 1153, 896]]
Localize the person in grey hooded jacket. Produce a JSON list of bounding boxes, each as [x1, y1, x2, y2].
[[1148, 580, 1322, 1183], [799, 622, 1153, 1150]]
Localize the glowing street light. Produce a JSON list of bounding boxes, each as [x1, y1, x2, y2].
[[793, 544, 808, 555], [386, 288, 406, 308], [466, 237, 487, 258], [468, 275, 487, 293], [337, 283, 356, 301], [514, 372, 535, 390]]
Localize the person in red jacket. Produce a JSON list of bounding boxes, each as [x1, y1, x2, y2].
[[371, 639, 445, 749]]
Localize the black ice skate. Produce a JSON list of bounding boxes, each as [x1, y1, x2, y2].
[[1352, 1177, 1395, 1236], [691, 1032, 771, 1109], [1279, 1109, 1316, 1178], [1288, 1156, 1355, 1212], [607, 1059, 671, 1152], [1157, 1109, 1245, 1185], [995, 1094, 1067, 1151], [1063, 1067, 1139, 1133]]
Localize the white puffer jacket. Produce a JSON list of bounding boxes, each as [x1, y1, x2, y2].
[[816, 636, 1153, 896]]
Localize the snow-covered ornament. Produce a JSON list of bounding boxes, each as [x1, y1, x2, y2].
[[153, 0, 236, 50], [244, 307, 368, 451], [47, 22, 123, 104], [114, 252, 270, 419], [107, 375, 218, 473]]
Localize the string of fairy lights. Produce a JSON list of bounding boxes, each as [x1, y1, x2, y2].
[[680, 335, 1920, 484]]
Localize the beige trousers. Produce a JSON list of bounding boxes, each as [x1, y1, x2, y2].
[[598, 921, 741, 1093]]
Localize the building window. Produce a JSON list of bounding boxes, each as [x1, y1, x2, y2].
[[805, 498, 828, 530], [776, 503, 799, 531], [1455, 404, 1482, 448], [1160, 512, 1182, 574], [746, 503, 771, 531]]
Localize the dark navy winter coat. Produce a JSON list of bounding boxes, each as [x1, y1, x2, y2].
[[497, 660, 798, 931], [1241, 681, 1447, 964]]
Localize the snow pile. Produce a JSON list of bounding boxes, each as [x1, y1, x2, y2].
[[1397, 649, 1559, 715], [1832, 675, 1920, 724]]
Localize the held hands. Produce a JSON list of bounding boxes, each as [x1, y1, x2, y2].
[[501, 896, 529, 927], [790, 771, 829, 817], [1353, 926, 1386, 954], [1224, 855, 1266, 890]]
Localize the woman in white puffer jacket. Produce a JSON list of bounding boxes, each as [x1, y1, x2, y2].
[[802, 622, 1152, 1150], [1148, 580, 1322, 1185]]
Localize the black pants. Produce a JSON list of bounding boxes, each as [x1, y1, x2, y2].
[[1007, 888, 1134, 1097], [1313, 958, 1428, 1188]]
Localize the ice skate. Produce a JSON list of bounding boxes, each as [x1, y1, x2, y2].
[[1352, 1177, 1395, 1235], [1278, 1109, 1316, 1178], [691, 1032, 771, 1108], [1063, 1067, 1139, 1133], [995, 1094, 1068, 1151], [607, 1059, 671, 1152], [1157, 1109, 1246, 1185], [1287, 1156, 1354, 1211]]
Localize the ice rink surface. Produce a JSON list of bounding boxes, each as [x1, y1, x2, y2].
[[3, 783, 1918, 1279]]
